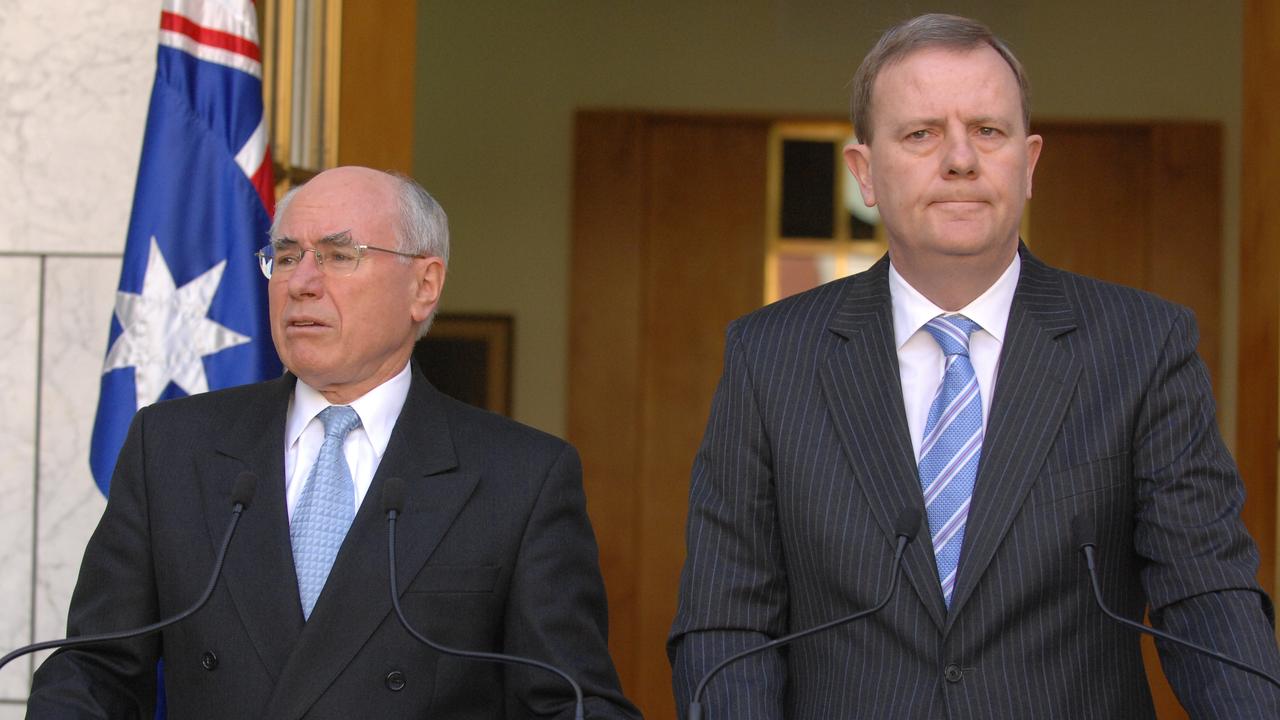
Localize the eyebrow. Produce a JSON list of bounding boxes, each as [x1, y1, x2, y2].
[[270, 229, 354, 248], [891, 117, 944, 133], [891, 116, 1009, 132], [967, 116, 1006, 127]]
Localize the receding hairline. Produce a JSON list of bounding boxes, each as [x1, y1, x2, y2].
[[271, 168, 403, 240], [874, 46, 1025, 132]]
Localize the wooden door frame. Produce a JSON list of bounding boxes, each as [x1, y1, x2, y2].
[[1240, 0, 1279, 605]]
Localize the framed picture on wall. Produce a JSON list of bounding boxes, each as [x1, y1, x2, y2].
[[412, 313, 513, 416]]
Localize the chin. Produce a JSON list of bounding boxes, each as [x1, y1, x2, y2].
[[926, 230, 1015, 257], [913, 241, 994, 259], [281, 354, 331, 382]]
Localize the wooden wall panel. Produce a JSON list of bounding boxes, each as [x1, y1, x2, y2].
[[570, 111, 768, 719], [336, 0, 417, 171], [1147, 125, 1223, 391], [638, 117, 768, 716], [1240, 0, 1280, 607], [1029, 125, 1152, 288], [1029, 121, 1221, 391], [569, 112, 647, 696]]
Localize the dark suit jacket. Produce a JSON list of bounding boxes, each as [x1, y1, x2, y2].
[[29, 368, 640, 719], [669, 248, 1280, 719]]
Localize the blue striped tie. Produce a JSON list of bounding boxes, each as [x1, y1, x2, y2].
[[919, 315, 982, 608], [291, 405, 361, 619]]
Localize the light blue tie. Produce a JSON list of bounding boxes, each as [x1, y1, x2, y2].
[[291, 405, 361, 620], [919, 315, 983, 609]]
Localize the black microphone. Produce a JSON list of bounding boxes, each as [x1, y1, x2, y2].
[[0, 472, 257, 672], [687, 507, 922, 720], [381, 478, 585, 720], [1071, 514, 1280, 690]]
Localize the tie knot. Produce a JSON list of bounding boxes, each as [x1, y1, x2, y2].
[[318, 405, 361, 439], [924, 315, 980, 357]]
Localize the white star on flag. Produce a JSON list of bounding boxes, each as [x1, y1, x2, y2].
[[102, 237, 251, 409]]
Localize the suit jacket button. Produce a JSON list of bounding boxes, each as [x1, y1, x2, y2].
[[943, 664, 963, 683], [385, 670, 406, 692], [200, 651, 218, 671]]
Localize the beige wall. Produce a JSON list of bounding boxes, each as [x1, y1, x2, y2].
[[413, 0, 1242, 444]]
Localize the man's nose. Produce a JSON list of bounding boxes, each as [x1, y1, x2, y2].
[[942, 133, 979, 177], [287, 250, 325, 295]]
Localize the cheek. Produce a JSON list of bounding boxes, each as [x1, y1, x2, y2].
[[267, 288, 288, 334], [268, 292, 284, 322], [872, 167, 915, 207]]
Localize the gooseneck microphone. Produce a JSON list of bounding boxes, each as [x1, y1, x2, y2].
[[381, 478, 585, 720], [1071, 514, 1280, 690], [687, 507, 922, 720], [0, 472, 257, 672]]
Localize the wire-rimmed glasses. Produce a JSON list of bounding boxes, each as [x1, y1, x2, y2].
[[255, 231, 426, 279]]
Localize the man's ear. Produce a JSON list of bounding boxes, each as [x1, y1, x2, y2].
[[1024, 133, 1043, 199], [410, 257, 446, 324], [843, 143, 878, 207]]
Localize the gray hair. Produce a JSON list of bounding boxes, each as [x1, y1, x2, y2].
[[850, 13, 1030, 144], [386, 171, 450, 268], [389, 172, 449, 337], [270, 169, 450, 338]]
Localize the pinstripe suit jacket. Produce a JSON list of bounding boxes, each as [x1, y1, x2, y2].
[[669, 248, 1280, 719]]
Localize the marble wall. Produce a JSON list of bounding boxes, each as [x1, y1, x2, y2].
[[0, 1, 156, 714]]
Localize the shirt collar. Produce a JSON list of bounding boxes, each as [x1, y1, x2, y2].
[[889, 251, 1021, 348], [285, 362, 413, 458]]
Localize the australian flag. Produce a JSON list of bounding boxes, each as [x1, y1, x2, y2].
[[89, 0, 281, 494]]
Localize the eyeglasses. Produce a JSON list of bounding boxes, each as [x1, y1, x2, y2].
[[255, 232, 426, 279]]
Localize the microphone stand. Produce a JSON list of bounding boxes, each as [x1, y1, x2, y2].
[[687, 508, 920, 720], [382, 478, 585, 720], [1071, 514, 1280, 690], [0, 472, 256, 672]]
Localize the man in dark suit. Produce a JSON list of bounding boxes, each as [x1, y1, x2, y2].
[[669, 13, 1280, 719], [28, 167, 640, 719]]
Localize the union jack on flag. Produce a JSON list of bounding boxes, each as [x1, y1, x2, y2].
[[89, 0, 281, 494]]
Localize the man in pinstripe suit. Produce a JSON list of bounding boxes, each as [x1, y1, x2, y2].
[[669, 13, 1280, 719]]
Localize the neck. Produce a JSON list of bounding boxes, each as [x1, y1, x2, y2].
[[308, 352, 413, 405], [891, 245, 1017, 311]]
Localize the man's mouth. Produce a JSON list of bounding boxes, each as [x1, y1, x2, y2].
[[287, 318, 326, 328]]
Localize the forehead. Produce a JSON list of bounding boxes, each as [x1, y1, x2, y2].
[[277, 170, 397, 241], [872, 45, 1022, 125]]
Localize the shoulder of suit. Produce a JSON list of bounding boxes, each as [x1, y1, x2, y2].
[[137, 374, 287, 421], [1029, 258, 1189, 326], [728, 272, 858, 340], [431, 387, 573, 457]]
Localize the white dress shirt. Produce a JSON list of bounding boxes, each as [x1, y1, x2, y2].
[[283, 362, 412, 520], [891, 253, 1020, 461]]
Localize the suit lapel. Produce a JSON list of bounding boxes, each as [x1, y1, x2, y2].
[[196, 373, 303, 681], [946, 249, 1081, 621], [265, 369, 480, 720], [819, 258, 947, 629]]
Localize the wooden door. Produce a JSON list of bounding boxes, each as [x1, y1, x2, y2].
[[1239, 0, 1280, 634], [1028, 122, 1222, 389], [570, 111, 768, 719]]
